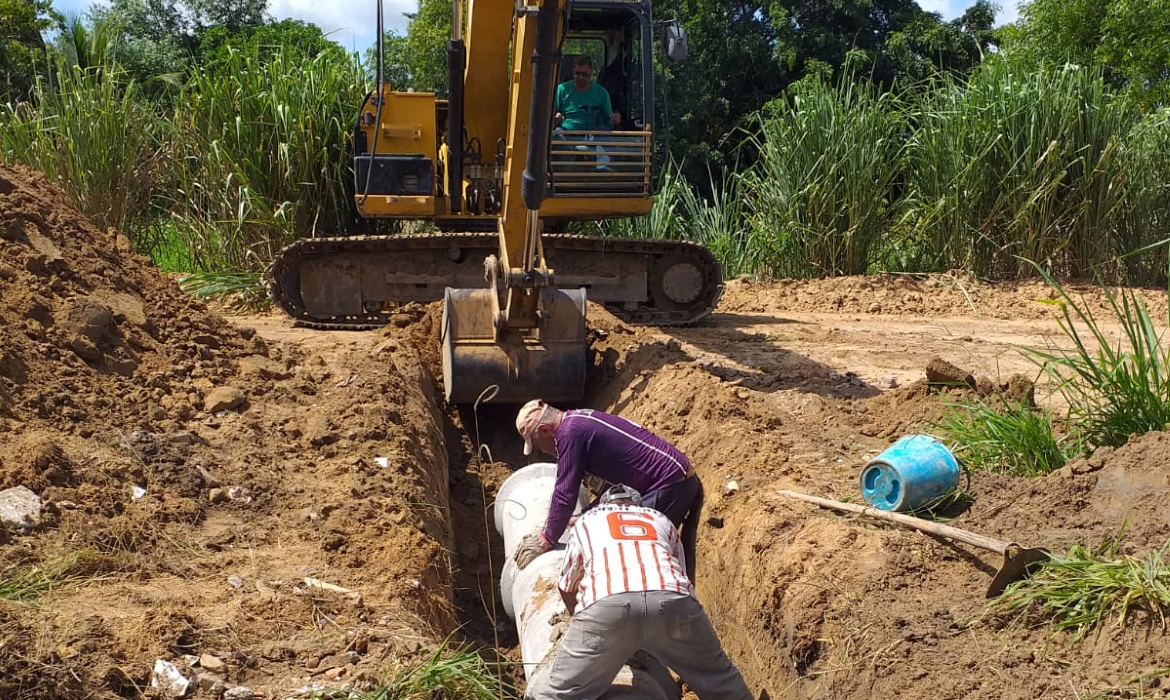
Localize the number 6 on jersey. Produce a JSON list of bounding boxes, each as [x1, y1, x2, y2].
[[607, 511, 659, 541]]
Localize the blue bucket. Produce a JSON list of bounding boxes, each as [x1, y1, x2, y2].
[[860, 435, 959, 512]]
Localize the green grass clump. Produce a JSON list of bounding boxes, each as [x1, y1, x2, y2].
[[935, 398, 1079, 476], [343, 641, 514, 700], [991, 531, 1170, 642], [1025, 268, 1170, 450], [178, 271, 270, 313], [0, 556, 93, 603]]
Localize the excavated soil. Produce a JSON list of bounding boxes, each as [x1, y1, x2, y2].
[[2, 161, 1169, 700]]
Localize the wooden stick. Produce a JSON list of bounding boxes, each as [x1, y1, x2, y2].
[[777, 489, 1010, 554]]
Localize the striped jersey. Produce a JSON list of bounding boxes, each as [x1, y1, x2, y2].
[[557, 504, 693, 611], [541, 409, 692, 544]]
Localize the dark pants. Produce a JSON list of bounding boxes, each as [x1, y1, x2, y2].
[[643, 475, 704, 582]]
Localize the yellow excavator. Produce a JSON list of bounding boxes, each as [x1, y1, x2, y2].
[[269, 0, 723, 404]]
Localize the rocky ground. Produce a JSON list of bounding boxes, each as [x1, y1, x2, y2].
[[2, 162, 1168, 700]]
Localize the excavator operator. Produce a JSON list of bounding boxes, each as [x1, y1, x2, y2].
[[554, 55, 621, 130]]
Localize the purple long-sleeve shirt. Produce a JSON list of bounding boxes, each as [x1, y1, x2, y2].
[[541, 409, 691, 544]]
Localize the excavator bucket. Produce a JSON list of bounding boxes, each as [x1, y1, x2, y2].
[[441, 287, 587, 404]]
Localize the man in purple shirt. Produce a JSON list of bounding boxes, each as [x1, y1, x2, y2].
[[512, 399, 704, 579]]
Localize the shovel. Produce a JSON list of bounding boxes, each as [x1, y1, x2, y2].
[[778, 489, 1050, 598]]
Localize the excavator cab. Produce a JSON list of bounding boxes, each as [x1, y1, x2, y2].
[[268, 1, 720, 405]]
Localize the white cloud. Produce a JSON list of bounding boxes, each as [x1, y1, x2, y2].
[[918, 0, 1019, 26], [267, 0, 416, 49]]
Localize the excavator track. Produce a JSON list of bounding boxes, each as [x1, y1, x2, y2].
[[268, 232, 724, 330]]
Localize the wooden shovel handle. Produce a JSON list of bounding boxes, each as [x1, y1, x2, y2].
[[777, 489, 1009, 554]]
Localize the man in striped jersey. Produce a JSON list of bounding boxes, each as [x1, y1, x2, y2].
[[513, 399, 704, 579], [531, 484, 752, 700]]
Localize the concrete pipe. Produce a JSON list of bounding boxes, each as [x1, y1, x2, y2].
[[494, 463, 679, 700]]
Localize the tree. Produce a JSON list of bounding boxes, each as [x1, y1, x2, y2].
[[1, 0, 62, 101], [366, 0, 451, 94], [188, 0, 267, 34], [1004, 0, 1170, 106], [200, 18, 347, 67]]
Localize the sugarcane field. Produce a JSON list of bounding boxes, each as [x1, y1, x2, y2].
[[3, 1, 1170, 699]]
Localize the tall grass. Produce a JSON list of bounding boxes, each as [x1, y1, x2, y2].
[[906, 59, 1135, 279], [741, 77, 905, 278], [167, 46, 366, 270], [1, 62, 163, 231]]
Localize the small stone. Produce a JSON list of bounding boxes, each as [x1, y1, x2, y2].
[[168, 432, 197, 446], [878, 376, 899, 389], [69, 335, 102, 363], [255, 580, 278, 602], [237, 355, 291, 380], [196, 465, 221, 488], [195, 671, 225, 693], [223, 687, 255, 700], [723, 480, 740, 496], [228, 575, 244, 589], [323, 666, 347, 681], [925, 357, 975, 388], [209, 488, 228, 504], [0, 486, 43, 532], [198, 654, 226, 673], [204, 386, 245, 413]]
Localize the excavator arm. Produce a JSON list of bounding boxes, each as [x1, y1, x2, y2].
[[268, 0, 723, 404]]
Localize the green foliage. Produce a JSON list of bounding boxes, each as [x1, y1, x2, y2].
[[0, 0, 62, 101], [905, 57, 1137, 279], [935, 398, 1078, 476], [991, 529, 1170, 643], [347, 641, 514, 700], [1, 59, 163, 231], [178, 271, 269, 312], [1004, 0, 1170, 107], [1024, 268, 1170, 450], [0, 554, 94, 603], [200, 19, 346, 68], [741, 76, 905, 277], [367, 0, 451, 94], [169, 45, 365, 270]]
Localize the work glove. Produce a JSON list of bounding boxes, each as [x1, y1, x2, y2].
[[514, 531, 551, 569]]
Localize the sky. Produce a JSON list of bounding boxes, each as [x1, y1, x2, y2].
[[49, 0, 1019, 54]]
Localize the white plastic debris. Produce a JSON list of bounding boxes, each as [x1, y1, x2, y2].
[[374, 456, 390, 469], [150, 658, 191, 698], [131, 485, 147, 501]]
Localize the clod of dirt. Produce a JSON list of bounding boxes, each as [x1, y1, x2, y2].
[[924, 357, 975, 388]]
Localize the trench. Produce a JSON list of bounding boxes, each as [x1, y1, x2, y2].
[[419, 330, 806, 699]]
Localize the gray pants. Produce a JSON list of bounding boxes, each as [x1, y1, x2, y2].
[[531, 590, 752, 700]]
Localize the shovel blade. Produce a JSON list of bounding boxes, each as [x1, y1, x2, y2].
[[985, 545, 1050, 598]]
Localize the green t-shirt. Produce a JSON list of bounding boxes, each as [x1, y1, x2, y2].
[[555, 81, 613, 131]]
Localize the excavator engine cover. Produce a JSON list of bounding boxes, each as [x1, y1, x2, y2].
[[441, 287, 587, 404]]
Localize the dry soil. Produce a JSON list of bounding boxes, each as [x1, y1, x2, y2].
[[2, 163, 1168, 700]]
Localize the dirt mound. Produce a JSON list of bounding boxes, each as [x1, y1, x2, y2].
[[586, 321, 1170, 700], [0, 164, 454, 699], [722, 274, 1170, 321]]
